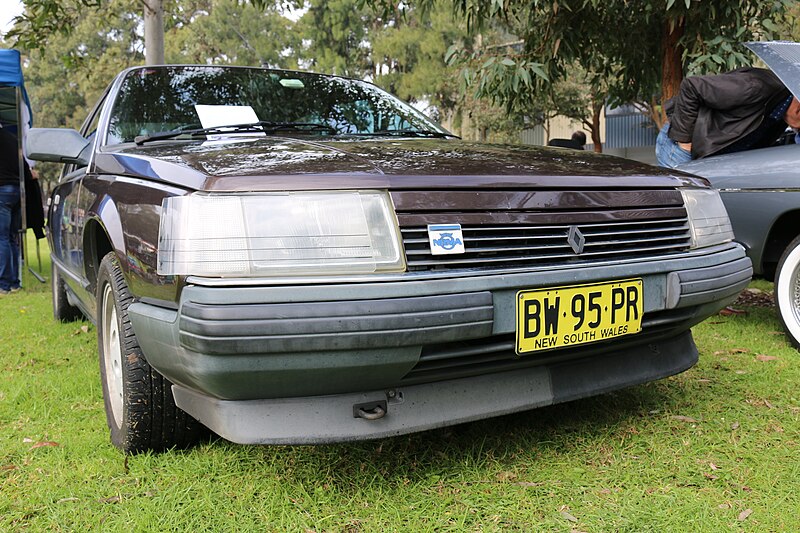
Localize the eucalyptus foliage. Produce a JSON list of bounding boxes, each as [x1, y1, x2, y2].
[[367, 0, 793, 129], [8, 0, 795, 147], [371, 4, 467, 107], [164, 1, 298, 67], [294, 0, 375, 77]]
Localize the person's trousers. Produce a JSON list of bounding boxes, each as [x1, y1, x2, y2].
[[0, 183, 21, 291], [655, 122, 692, 168]]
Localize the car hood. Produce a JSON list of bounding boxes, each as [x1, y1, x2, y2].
[[678, 143, 800, 190], [745, 41, 800, 101], [93, 136, 703, 191]]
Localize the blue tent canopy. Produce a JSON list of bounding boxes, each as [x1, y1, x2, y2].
[[0, 49, 33, 135], [0, 48, 25, 86], [0, 48, 41, 285]]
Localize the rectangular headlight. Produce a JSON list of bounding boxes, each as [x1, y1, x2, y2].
[[681, 188, 734, 249], [157, 191, 405, 276]]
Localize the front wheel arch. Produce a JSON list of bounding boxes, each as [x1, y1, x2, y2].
[[761, 209, 800, 280], [775, 234, 800, 351], [83, 217, 114, 294]]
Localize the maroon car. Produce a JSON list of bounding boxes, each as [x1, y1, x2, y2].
[[26, 66, 751, 453]]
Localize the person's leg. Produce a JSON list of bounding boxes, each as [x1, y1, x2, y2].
[[0, 184, 21, 292], [655, 122, 692, 168], [10, 194, 20, 289]]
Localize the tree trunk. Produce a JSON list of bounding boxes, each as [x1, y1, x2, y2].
[[590, 100, 602, 153], [659, 17, 685, 127], [144, 0, 165, 65]]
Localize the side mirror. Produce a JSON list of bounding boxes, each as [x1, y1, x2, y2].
[[26, 128, 91, 166]]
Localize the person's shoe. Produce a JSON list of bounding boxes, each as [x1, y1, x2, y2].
[[9, 286, 21, 293], [0, 289, 9, 296]]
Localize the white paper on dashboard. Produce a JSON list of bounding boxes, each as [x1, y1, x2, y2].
[[194, 104, 264, 138]]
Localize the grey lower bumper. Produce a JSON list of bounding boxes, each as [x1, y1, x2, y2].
[[128, 243, 749, 444], [172, 330, 698, 444], [128, 244, 750, 400]]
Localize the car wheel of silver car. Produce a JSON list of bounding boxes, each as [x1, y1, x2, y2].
[[52, 261, 82, 322], [776, 235, 800, 350], [96, 251, 206, 453]]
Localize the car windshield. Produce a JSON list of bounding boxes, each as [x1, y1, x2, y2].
[[105, 66, 449, 145]]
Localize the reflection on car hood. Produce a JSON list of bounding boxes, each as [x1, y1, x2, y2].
[[94, 136, 699, 191]]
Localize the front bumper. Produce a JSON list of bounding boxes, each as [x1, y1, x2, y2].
[[128, 242, 751, 444], [172, 330, 697, 445]]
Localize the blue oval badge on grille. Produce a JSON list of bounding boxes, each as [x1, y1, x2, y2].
[[428, 224, 465, 255]]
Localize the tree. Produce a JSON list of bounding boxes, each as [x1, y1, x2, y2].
[[17, 0, 144, 129], [7, 0, 144, 185], [6, 0, 552, 141], [369, 0, 792, 140], [164, 0, 299, 67], [7, 0, 295, 65], [9, 0, 159, 62], [544, 66, 608, 151], [371, 4, 465, 103], [776, 2, 800, 41], [141, 0, 165, 64], [295, 0, 376, 77]]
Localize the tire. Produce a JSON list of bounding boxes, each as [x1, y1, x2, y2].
[[96, 251, 205, 453], [776, 235, 800, 350], [52, 262, 83, 322]]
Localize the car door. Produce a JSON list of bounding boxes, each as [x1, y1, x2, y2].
[[48, 92, 108, 311]]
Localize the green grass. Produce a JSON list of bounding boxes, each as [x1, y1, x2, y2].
[[2, 239, 799, 531]]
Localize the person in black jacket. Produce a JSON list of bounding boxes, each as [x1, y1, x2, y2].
[[0, 125, 45, 293], [0, 125, 24, 293], [656, 67, 800, 168]]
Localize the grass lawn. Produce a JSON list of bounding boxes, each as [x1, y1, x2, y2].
[[2, 240, 799, 531]]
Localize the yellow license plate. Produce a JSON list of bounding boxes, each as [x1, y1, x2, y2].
[[516, 279, 643, 354]]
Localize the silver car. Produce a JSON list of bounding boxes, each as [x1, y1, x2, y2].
[[678, 41, 800, 350]]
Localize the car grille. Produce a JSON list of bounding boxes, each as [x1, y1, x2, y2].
[[392, 189, 692, 271], [400, 307, 697, 385]]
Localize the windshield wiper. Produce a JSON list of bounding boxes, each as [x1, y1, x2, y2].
[[360, 129, 458, 139], [134, 121, 338, 145]]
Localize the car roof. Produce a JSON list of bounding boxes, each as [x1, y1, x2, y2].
[[745, 41, 800, 99]]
